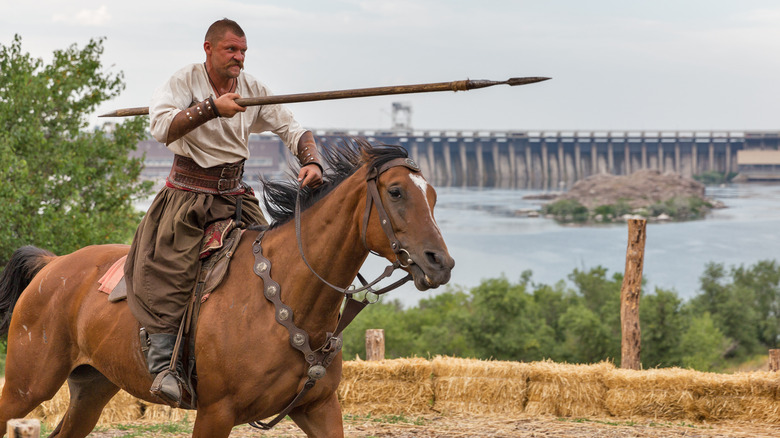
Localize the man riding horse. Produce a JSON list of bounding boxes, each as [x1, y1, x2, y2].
[[124, 18, 324, 406]]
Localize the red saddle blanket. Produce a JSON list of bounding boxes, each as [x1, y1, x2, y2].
[[98, 219, 236, 296]]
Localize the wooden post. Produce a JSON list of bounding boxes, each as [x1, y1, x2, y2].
[[7, 419, 40, 438], [770, 349, 780, 371], [365, 329, 385, 361], [620, 219, 647, 370]]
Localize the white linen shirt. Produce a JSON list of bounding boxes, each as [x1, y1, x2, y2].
[[149, 63, 306, 168]]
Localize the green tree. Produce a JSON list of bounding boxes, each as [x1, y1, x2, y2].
[[341, 298, 415, 359], [558, 304, 612, 363], [0, 35, 152, 264], [689, 262, 760, 359], [568, 266, 622, 360], [465, 276, 555, 361], [640, 287, 685, 368], [732, 260, 780, 348], [679, 312, 726, 371], [531, 279, 580, 358], [405, 287, 474, 357]]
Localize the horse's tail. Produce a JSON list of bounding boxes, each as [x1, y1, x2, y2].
[[0, 246, 57, 336]]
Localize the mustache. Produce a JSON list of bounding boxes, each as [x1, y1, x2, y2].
[[229, 61, 244, 69]]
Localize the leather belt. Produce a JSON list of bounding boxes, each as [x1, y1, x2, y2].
[[167, 155, 246, 195]]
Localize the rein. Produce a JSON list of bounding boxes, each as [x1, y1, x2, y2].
[[295, 157, 421, 296], [249, 157, 422, 430]]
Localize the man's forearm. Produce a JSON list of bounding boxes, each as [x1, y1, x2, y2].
[[165, 98, 220, 145], [296, 131, 322, 171]]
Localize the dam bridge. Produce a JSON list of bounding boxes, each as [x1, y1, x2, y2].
[[134, 130, 780, 189], [319, 130, 779, 188]]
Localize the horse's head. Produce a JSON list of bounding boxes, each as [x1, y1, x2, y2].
[[362, 156, 455, 291]]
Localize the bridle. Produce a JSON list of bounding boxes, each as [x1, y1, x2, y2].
[[295, 156, 423, 296], [249, 156, 424, 430]]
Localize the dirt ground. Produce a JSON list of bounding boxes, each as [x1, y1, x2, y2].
[[84, 415, 780, 438]]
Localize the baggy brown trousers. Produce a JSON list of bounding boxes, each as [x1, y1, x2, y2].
[[124, 185, 266, 334]]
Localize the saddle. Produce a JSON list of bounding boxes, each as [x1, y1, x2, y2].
[[98, 218, 243, 303]]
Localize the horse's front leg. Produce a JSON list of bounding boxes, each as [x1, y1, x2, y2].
[[289, 392, 344, 438], [191, 403, 236, 438]]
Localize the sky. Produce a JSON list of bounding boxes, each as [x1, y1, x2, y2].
[[2, 0, 780, 133]]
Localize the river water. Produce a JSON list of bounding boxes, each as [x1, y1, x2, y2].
[[137, 183, 779, 308], [360, 182, 780, 308]]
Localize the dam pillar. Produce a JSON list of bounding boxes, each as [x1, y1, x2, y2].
[[675, 143, 681, 173], [443, 142, 452, 186], [508, 143, 517, 187], [624, 144, 631, 175], [426, 141, 436, 183], [726, 143, 732, 173], [574, 142, 582, 180], [541, 142, 549, 187], [459, 143, 468, 186], [475, 142, 484, 186], [493, 143, 501, 186]]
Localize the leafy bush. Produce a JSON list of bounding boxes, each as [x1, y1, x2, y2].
[[694, 171, 737, 185], [541, 199, 589, 223]]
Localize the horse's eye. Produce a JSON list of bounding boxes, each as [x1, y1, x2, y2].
[[388, 187, 402, 199]]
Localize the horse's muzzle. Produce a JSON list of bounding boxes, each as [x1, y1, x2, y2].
[[408, 249, 455, 291]]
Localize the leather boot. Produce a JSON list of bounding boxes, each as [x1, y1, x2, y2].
[[146, 333, 182, 407]]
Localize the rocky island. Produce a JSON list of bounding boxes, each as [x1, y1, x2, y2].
[[537, 169, 724, 223]]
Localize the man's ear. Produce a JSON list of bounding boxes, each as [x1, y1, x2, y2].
[[203, 40, 212, 56]]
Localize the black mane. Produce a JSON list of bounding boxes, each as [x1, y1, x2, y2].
[[260, 137, 409, 227]]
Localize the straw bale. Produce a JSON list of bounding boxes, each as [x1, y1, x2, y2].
[[338, 357, 433, 415], [96, 390, 144, 425], [20, 386, 143, 427], [523, 360, 612, 417], [431, 356, 528, 415], [139, 403, 192, 422], [604, 367, 780, 422]]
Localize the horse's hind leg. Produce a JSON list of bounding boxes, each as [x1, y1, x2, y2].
[[48, 366, 120, 438], [0, 359, 71, 434]]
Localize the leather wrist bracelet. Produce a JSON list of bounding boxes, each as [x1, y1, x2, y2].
[[296, 142, 322, 171], [166, 98, 219, 144]]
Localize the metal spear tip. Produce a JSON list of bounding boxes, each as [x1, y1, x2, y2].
[[506, 77, 552, 86]]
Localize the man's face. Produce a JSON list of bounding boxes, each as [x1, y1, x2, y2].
[[205, 31, 247, 79]]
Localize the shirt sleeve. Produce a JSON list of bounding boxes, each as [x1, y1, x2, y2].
[[245, 78, 307, 154], [149, 69, 195, 144]]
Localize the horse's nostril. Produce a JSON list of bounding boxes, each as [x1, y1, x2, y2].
[[426, 251, 441, 266]]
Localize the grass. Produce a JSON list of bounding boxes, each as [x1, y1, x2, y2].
[[343, 413, 427, 426], [90, 418, 193, 437]]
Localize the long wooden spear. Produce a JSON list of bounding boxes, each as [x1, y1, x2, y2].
[[99, 77, 550, 117]]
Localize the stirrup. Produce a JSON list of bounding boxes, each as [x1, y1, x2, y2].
[[150, 369, 182, 408]]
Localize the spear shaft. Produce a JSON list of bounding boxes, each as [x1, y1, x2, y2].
[[99, 77, 550, 117]]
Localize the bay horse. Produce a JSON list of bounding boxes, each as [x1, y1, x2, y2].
[[0, 140, 454, 437]]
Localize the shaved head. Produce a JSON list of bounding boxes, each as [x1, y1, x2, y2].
[[205, 18, 245, 44]]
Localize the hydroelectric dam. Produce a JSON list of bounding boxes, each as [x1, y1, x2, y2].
[[134, 130, 780, 189]]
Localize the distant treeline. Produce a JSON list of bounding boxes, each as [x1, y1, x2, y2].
[[342, 260, 780, 372]]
